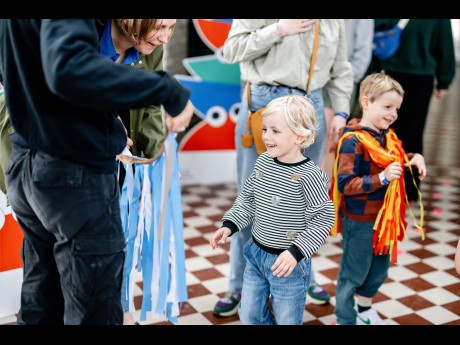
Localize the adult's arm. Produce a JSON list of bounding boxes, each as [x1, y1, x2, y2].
[[433, 19, 456, 91], [346, 19, 374, 83], [41, 19, 189, 116], [222, 19, 281, 64]]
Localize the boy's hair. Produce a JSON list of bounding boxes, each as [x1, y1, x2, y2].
[[113, 19, 175, 45], [263, 95, 317, 149], [358, 71, 405, 110]]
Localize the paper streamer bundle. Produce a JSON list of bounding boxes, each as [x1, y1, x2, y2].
[[118, 133, 187, 322]]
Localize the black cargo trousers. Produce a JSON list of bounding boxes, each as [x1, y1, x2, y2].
[[6, 144, 125, 325]]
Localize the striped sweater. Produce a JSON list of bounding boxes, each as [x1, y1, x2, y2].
[[222, 152, 334, 261]]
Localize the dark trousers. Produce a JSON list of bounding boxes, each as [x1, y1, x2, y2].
[[385, 71, 434, 201], [6, 144, 125, 325]]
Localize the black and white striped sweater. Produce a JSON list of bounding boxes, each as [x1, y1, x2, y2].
[[222, 152, 335, 261]]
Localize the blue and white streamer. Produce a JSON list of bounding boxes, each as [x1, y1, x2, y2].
[[119, 133, 188, 322]]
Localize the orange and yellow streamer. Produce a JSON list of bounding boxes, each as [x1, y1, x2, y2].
[[330, 129, 424, 263]]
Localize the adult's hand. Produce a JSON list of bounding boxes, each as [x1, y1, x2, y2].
[[165, 99, 194, 132], [434, 89, 448, 100], [328, 115, 346, 150], [277, 19, 317, 38]]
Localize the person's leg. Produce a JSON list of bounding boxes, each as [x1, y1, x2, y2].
[[321, 88, 334, 181], [6, 145, 65, 324], [232, 88, 258, 293], [238, 238, 274, 325], [12, 148, 126, 325], [354, 248, 390, 325], [213, 90, 255, 316], [334, 216, 375, 325], [270, 257, 311, 325], [120, 247, 136, 325], [303, 88, 326, 166], [300, 87, 331, 304]]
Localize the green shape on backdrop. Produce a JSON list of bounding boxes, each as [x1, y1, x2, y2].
[[183, 55, 241, 86]]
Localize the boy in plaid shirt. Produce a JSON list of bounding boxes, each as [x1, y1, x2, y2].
[[332, 72, 426, 325]]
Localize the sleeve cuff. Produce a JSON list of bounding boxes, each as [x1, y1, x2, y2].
[[334, 112, 349, 120], [222, 220, 239, 236], [287, 245, 304, 262]]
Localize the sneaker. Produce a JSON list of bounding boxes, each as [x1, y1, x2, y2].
[[356, 308, 386, 325], [213, 291, 241, 317], [307, 281, 330, 305]]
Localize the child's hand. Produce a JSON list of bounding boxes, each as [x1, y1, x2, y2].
[[405, 153, 427, 181], [210, 227, 231, 249], [383, 161, 403, 182], [271, 250, 297, 278]]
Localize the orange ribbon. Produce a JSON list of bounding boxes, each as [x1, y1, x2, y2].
[[330, 129, 424, 263]]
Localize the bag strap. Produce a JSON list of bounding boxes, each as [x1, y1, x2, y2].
[[397, 19, 410, 30], [244, 81, 253, 133], [245, 80, 251, 110], [306, 20, 320, 95]]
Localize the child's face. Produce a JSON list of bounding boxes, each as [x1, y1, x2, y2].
[[262, 111, 303, 163], [361, 90, 403, 132]]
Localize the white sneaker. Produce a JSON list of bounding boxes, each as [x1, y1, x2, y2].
[[356, 308, 386, 325]]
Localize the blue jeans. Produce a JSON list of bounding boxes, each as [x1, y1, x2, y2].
[[238, 238, 311, 325], [334, 214, 390, 325], [228, 84, 326, 294], [6, 144, 125, 325]]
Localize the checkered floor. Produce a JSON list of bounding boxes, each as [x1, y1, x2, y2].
[[2, 68, 460, 326], [149, 171, 460, 326]]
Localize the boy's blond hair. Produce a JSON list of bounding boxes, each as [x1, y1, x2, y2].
[[358, 71, 405, 110], [113, 19, 175, 45], [263, 95, 317, 149]]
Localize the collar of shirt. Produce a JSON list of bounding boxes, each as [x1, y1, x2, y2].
[[99, 19, 140, 65]]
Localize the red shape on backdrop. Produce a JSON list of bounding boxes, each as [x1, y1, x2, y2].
[[179, 117, 236, 151], [0, 214, 23, 272], [193, 19, 232, 51]]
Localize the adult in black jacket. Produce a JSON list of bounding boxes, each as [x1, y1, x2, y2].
[[0, 19, 194, 325]]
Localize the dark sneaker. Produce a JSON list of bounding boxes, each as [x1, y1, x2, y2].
[[307, 281, 330, 305], [213, 291, 241, 317]]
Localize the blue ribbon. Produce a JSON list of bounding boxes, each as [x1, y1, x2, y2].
[[119, 133, 188, 322]]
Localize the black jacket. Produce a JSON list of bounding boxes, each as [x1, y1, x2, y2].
[[0, 19, 189, 172]]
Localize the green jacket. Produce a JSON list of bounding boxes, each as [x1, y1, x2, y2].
[[130, 47, 167, 158], [373, 19, 456, 90]]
